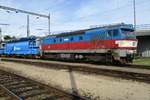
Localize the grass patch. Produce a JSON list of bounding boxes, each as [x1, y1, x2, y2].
[[133, 57, 150, 66]]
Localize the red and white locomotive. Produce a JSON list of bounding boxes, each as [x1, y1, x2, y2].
[[41, 23, 137, 63]]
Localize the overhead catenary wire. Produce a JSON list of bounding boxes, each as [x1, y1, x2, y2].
[[0, 0, 150, 36], [0, 5, 51, 36]]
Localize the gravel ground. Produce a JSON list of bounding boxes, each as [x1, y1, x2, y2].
[[0, 61, 150, 100], [3, 58, 150, 75]]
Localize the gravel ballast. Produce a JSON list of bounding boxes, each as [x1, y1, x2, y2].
[[0, 61, 150, 100]]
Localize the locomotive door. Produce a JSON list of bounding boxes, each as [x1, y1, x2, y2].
[[61, 37, 72, 59], [63, 37, 70, 50], [107, 30, 113, 48], [91, 34, 99, 49], [91, 32, 106, 49]]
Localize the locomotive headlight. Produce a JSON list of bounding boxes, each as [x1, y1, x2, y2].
[[115, 40, 137, 48]]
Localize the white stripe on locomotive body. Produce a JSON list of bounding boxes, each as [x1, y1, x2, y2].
[[43, 49, 136, 57], [43, 49, 108, 53]]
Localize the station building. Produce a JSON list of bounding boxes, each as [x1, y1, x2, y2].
[[136, 30, 150, 57]]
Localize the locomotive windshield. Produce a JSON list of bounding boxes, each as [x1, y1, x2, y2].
[[121, 28, 136, 39]]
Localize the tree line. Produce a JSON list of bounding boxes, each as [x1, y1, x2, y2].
[[3, 35, 16, 41]]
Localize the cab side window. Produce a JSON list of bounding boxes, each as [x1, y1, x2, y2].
[[113, 29, 119, 37], [107, 30, 112, 37], [107, 29, 118, 37], [29, 41, 32, 46], [29, 41, 34, 47]]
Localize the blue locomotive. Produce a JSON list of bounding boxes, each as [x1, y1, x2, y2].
[[2, 37, 40, 57]]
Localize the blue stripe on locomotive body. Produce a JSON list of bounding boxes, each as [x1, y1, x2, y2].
[[42, 23, 135, 45], [4, 37, 40, 55]]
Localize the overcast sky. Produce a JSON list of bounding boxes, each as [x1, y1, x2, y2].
[[0, 0, 149, 37]]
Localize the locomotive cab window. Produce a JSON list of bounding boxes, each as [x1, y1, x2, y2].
[[33, 41, 36, 46], [121, 28, 135, 39], [107, 29, 119, 37], [29, 41, 36, 47], [113, 29, 119, 37], [29, 41, 32, 46]]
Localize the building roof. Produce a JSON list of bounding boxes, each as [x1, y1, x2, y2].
[[136, 30, 150, 36]]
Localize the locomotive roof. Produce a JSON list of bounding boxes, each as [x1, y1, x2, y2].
[[53, 29, 87, 37], [48, 23, 133, 37], [5, 36, 38, 43]]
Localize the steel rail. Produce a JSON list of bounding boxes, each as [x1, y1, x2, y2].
[[0, 70, 86, 100], [0, 84, 22, 100]]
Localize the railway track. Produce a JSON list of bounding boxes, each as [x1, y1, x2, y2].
[[0, 86, 18, 100], [1, 58, 150, 83], [0, 70, 86, 100]]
